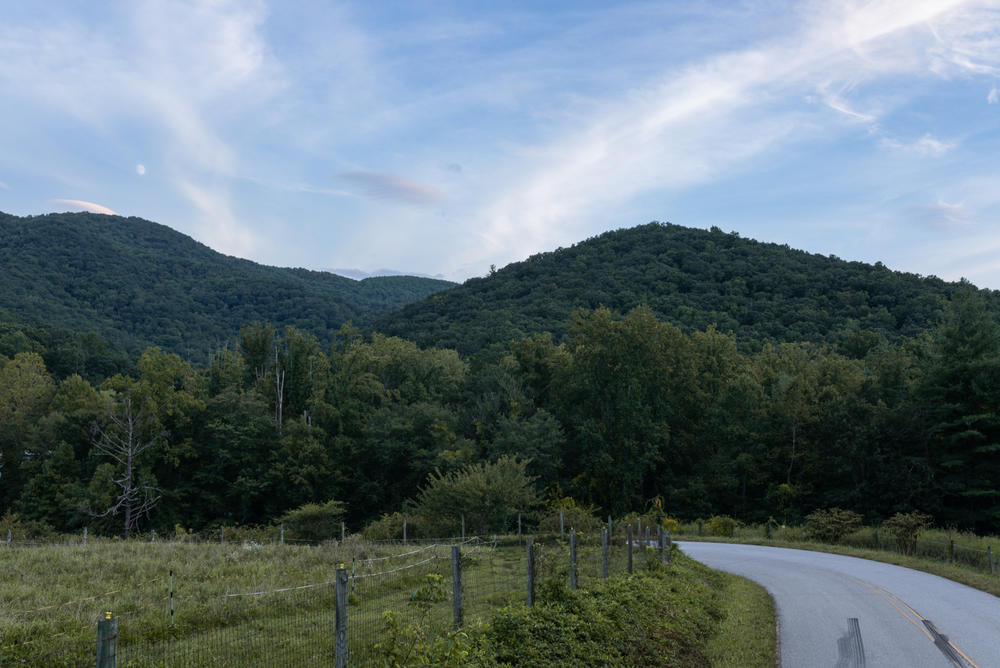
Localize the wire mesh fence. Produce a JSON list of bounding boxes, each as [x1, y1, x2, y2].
[[3, 528, 670, 666]]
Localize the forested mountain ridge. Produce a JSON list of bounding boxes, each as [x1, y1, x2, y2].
[[375, 222, 999, 354], [0, 211, 454, 364]]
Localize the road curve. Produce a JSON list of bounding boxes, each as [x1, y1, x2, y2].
[[679, 541, 1000, 667]]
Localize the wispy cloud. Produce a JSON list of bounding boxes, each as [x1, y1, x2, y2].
[[0, 180, 9, 190], [906, 200, 973, 228], [49, 199, 118, 215], [175, 180, 260, 258], [989, 87, 999, 104], [880, 133, 956, 156], [339, 171, 445, 206]]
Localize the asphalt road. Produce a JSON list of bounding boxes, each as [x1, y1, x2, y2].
[[679, 541, 1000, 667]]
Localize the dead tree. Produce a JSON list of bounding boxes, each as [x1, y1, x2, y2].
[[89, 396, 164, 538]]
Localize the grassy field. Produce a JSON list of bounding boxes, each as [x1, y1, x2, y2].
[[0, 534, 777, 666]]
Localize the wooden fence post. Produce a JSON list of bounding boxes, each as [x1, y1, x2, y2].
[[601, 528, 609, 580], [569, 529, 577, 590], [627, 525, 633, 575], [526, 536, 535, 607], [452, 545, 463, 630], [335, 565, 348, 668], [96, 612, 117, 668]]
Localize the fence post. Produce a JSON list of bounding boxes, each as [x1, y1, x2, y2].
[[151, 530, 156, 543], [637, 519, 642, 543], [6, 529, 10, 546], [912, 536, 918, 556], [84, 527, 88, 546], [989, 545, 995, 575], [569, 529, 577, 590], [220, 526, 224, 545], [560, 512, 564, 540], [658, 527, 665, 561], [280, 523, 285, 545], [341, 521, 346, 543], [452, 545, 463, 630], [403, 518, 407, 545], [335, 565, 348, 668], [601, 528, 609, 580], [526, 536, 535, 607], [949, 539, 955, 564], [627, 525, 633, 575], [96, 611, 117, 668], [169, 570, 175, 627], [698, 520, 703, 537]]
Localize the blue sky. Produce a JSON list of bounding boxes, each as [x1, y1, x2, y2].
[[1, 1, 999, 286]]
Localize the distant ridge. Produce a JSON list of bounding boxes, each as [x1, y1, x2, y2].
[[374, 222, 999, 355], [326, 268, 448, 281], [0, 211, 454, 363]]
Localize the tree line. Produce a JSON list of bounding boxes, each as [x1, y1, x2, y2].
[[2, 288, 998, 536]]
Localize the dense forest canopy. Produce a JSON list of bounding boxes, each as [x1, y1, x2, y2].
[[375, 222, 999, 354], [0, 211, 454, 364], [2, 218, 999, 537]]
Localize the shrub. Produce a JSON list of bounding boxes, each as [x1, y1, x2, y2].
[[707, 515, 739, 537], [278, 499, 346, 542], [881, 511, 932, 553], [804, 508, 863, 543], [361, 511, 424, 541], [538, 496, 603, 535]]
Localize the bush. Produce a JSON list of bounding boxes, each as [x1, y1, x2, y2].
[[361, 511, 425, 541], [707, 515, 739, 537], [881, 511, 932, 553], [538, 496, 603, 536], [278, 499, 346, 542], [804, 508, 863, 543]]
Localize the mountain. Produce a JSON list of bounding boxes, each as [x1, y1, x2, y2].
[[374, 222, 999, 355], [0, 211, 455, 363], [326, 268, 448, 281]]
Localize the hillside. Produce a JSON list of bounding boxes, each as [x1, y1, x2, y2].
[[0, 211, 454, 363], [375, 222, 998, 354]]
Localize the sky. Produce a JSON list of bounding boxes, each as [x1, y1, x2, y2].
[[1, 1, 999, 286]]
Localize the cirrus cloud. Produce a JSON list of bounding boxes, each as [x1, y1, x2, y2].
[[339, 171, 445, 206]]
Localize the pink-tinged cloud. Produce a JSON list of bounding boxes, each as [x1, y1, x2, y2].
[[50, 199, 119, 215], [339, 171, 445, 206]]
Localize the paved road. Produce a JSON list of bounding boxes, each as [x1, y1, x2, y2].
[[680, 542, 1000, 667]]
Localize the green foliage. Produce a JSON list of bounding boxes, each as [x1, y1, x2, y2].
[[376, 221, 985, 355], [361, 512, 423, 541], [411, 456, 539, 536], [537, 496, 604, 535], [881, 511, 933, 543], [804, 507, 863, 543], [707, 515, 739, 537], [278, 499, 346, 542], [0, 211, 454, 365]]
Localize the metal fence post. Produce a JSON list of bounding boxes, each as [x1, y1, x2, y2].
[[96, 612, 117, 668], [280, 523, 284, 545], [6, 529, 10, 546], [452, 545, 463, 630], [169, 570, 175, 627], [569, 529, 577, 590], [335, 565, 348, 668], [526, 536, 535, 607], [601, 528, 608, 580], [83, 527, 88, 546], [949, 539, 955, 564], [627, 525, 633, 575], [151, 530, 156, 543]]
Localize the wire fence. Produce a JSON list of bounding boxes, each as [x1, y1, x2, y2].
[[3, 528, 670, 666]]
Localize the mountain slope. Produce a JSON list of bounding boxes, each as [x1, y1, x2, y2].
[[0, 211, 454, 363], [374, 222, 999, 354]]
